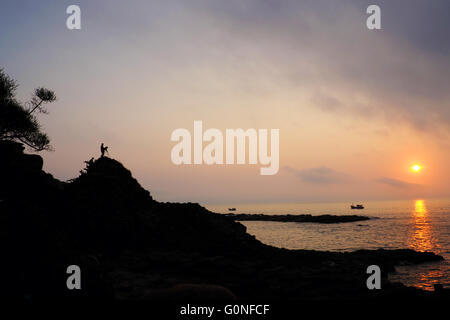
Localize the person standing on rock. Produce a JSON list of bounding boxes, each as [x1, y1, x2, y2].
[[100, 143, 109, 157]]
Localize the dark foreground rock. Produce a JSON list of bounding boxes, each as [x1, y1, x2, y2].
[[225, 213, 371, 223], [107, 248, 444, 300], [0, 141, 447, 301]]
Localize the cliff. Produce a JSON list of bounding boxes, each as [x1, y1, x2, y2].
[[0, 141, 446, 300]]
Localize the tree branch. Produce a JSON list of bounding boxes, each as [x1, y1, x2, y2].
[[27, 99, 44, 115]]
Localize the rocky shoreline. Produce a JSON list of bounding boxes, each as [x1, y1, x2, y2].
[[225, 213, 371, 224], [0, 140, 447, 300]]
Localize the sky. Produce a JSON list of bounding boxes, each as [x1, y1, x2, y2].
[[1, 0, 449, 205]]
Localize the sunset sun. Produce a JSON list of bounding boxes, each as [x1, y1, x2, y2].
[[411, 164, 422, 172]]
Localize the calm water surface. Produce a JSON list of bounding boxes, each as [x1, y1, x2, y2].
[[207, 199, 450, 291]]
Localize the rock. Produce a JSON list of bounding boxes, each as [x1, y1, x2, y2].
[[0, 141, 60, 201], [226, 213, 371, 223], [0, 142, 445, 300], [147, 284, 237, 301], [434, 284, 444, 292], [0, 140, 24, 155], [21, 154, 43, 171]]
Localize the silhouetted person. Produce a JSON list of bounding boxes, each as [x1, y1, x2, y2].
[[100, 143, 108, 158]]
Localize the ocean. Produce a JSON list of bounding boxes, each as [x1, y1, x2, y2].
[[207, 199, 450, 291]]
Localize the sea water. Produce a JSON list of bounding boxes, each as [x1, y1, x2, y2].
[[207, 199, 450, 291]]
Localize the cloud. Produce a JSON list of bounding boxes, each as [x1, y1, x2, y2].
[[199, 0, 450, 137], [5, 0, 450, 137], [311, 92, 343, 112], [285, 166, 352, 184], [375, 177, 420, 189]]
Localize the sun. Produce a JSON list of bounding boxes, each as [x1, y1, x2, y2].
[[411, 164, 422, 172]]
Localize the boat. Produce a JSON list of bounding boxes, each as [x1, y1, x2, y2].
[[351, 204, 364, 209], [228, 208, 237, 211]]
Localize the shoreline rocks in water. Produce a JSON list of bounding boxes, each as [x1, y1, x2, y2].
[[0, 140, 447, 300], [225, 213, 371, 224]]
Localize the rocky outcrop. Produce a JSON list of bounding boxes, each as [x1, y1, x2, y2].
[[0, 141, 446, 300], [145, 284, 237, 301], [226, 213, 371, 223], [0, 140, 62, 201]]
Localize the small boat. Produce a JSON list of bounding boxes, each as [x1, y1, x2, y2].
[[228, 208, 237, 211], [351, 204, 364, 209]]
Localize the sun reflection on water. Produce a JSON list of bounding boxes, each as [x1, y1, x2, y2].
[[406, 199, 443, 290], [408, 200, 434, 252]]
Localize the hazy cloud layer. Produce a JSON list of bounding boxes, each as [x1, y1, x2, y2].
[[199, 0, 450, 136], [376, 177, 420, 189], [285, 166, 352, 184]]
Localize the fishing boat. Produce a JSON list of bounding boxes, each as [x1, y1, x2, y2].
[[351, 204, 364, 209]]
